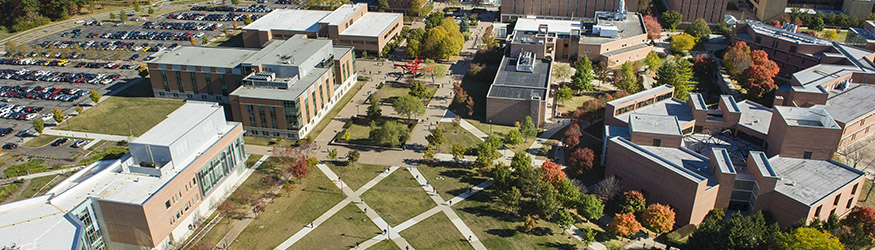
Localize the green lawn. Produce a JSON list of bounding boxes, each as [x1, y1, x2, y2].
[[799, 28, 848, 42], [192, 214, 233, 249], [375, 85, 437, 104], [462, 119, 536, 154], [337, 117, 414, 147], [310, 81, 366, 138], [233, 167, 346, 249], [208, 30, 243, 47], [22, 135, 61, 148], [556, 94, 596, 114], [327, 161, 390, 191], [61, 96, 184, 136], [291, 204, 381, 249], [400, 212, 474, 250], [436, 122, 482, 154], [369, 240, 402, 250], [859, 179, 875, 210], [244, 136, 285, 147], [452, 190, 587, 249], [416, 161, 487, 201], [361, 169, 435, 226], [4, 159, 48, 178], [0, 183, 21, 203], [79, 146, 129, 166], [10, 175, 58, 201], [245, 154, 263, 168]]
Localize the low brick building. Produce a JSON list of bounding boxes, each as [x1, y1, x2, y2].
[[486, 52, 551, 128]]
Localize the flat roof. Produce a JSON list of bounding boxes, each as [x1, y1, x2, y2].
[[0, 196, 77, 250], [747, 21, 831, 46], [736, 100, 773, 135], [607, 84, 673, 106], [813, 84, 875, 123], [771, 156, 865, 205], [712, 148, 736, 174], [231, 67, 332, 101], [243, 36, 332, 66], [320, 3, 366, 25], [514, 18, 583, 35], [133, 102, 220, 146], [243, 9, 330, 32], [488, 56, 551, 100], [149, 46, 256, 68], [629, 113, 681, 136], [612, 137, 715, 185], [340, 12, 402, 37], [580, 13, 646, 44], [775, 106, 841, 129], [616, 98, 695, 126], [791, 64, 861, 93]]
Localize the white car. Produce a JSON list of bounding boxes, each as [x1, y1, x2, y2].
[[75, 20, 85, 24]]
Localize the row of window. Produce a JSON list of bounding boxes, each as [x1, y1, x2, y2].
[[158, 70, 229, 96], [613, 93, 672, 116], [814, 183, 860, 219]]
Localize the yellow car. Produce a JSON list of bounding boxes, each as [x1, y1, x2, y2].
[[57, 60, 68, 66], [142, 47, 150, 52]]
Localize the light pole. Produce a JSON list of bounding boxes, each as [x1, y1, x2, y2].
[[488, 120, 493, 135]]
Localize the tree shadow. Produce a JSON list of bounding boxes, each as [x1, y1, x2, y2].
[[530, 227, 554, 236], [486, 228, 518, 237], [537, 242, 577, 250]]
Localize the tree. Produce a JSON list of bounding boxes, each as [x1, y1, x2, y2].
[[328, 148, 337, 160], [556, 210, 576, 231], [540, 160, 566, 185], [394, 94, 425, 119], [643, 15, 662, 41], [620, 190, 646, 214], [426, 127, 445, 148], [566, 147, 595, 175], [641, 203, 675, 234], [406, 38, 421, 58], [520, 116, 537, 139], [474, 139, 500, 168], [377, 0, 390, 12], [811, 17, 825, 31], [346, 150, 360, 167], [291, 158, 309, 179], [570, 56, 594, 93], [119, 10, 126, 22], [655, 56, 694, 100], [562, 123, 582, 149], [552, 63, 573, 83], [110, 12, 116, 20], [615, 61, 640, 93], [409, 81, 428, 97], [555, 85, 572, 107], [523, 215, 537, 232], [369, 120, 410, 147], [422, 27, 456, 60], [536, 186, 561, 218], [661, 10, 683, 31], [148, 7, 154, 15], [685, 18, 711, 42], [594, 176, 621, 200], [425, 12, 445, 29], [76, 106, 83, 113], [407, 0, 426, 17], [609, 212, 641, 237], [33, 119, 44, 133], [424, 59, 448, 83], [501, 186, 522, 213], [243, 14, 253, 25], [577, 194, 604, 221], [459, 18, 470, 32], [841, 207, 875, 237], [504, 128, 523, 145], [670, 33, 696, 54], [138, 64, 149, 78], [781, 227, 844, 250], [480, 26, 498, 48], [367, 95, 382, 121], [133, 1, 140, 11], [723, 41, 752, 77], [823, 29, 838, 40], [52, 108, 65, 123], [644, 51, 662, 71], [451, 144, 465, 162], [423, 147, 435, 161], [90, 89, 100, 103]]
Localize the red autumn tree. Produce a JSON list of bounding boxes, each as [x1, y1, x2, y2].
[[292, 158, 310, 179], [841, 207, 875, 237], [741, 64, 777, 98], [643, 15, 662, 40], [769, 20, 782, 28], [793, 18, 803, 28], [750, 50, 779, 77], [620, 190, 646, 214], [566, 147, 595, 175], [804, 30, 819, 37], [693, 54, 717, 79], [641, 203, 676, 234], [540, 159, 567, 185], [723, 41, 752, 77], [563, 123, 582, 149], [609, 212, 642, 237], [573, 99, 605, 122]]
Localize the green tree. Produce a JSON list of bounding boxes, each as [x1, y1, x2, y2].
[[110, 12, 115, 20], [368, 120, 410, 147], [811, 17, 825, 31], [425, 127, 445, 147], [577, 194, 604, 221], [423, 147, 435, 161], [76, 106, 83, 113], [656, 56, 694, 100], [474, 139, 500, 168], [425, 12, 445, 29], [232, 0, 240, 4], [119, 10, 126, 22], [619, 190, 646, 214], [615, 62, 639, 93], [422, 27, 453, 60], [536, 185, 561, 218], [407, 0, 426, 17], [148, 7, 154, 15], [406, 39, 421, 58], [685, 18, 711, 42], [781, 227, 844, 250], [367, 95, 382, 121], [33, 119, 44, 133], [133, 1, 140, 11], [661, 10, 683, 31], [643, 51, 662, 71], [328, 148, 337, 160], [501, 186, 522, 213], [377, 0, 390, 12], [670, 33, 696, 54], [451, 144, 465, 162], [520, 116, 537, 139], [570, 56, 594, 93], [504, 128, 523, 145], [243, 14, 253, 25], [555, 85, 572, 107], [556, 210, 576, 231], [823, 29, 838, 40], [346, 150, 360, 167], [89, 89, 100, 103], [409, 80, 428, 97], [393, 94, 425, 119], [424, 59, 448, 83], [53, 108, 66, 123]]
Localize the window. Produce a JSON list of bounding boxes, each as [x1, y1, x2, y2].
[[161, 70, 169, 91], [247, 105, 256, 125], [190, 72, 198, 94], [790, 46, 797, 53], [204, 73, 213, 95], [652, 139, 661, 146], [176, 71, 184, 92], [834, 194, 841, 206], [852, 184, 859, 195], [165, 200, 171, 209], [847, 199, 854, 209], [815, 205, 822, 218], [755, 36, 761, 43], [803, 151, 813, 159]]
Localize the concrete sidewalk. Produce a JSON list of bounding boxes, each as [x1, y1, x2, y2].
[[41, 127, 131, 141]]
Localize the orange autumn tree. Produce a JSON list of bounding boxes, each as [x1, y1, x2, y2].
[[641, 203, 676, 234], [609, 212, 641, 237], [540, 160, 567, 185]]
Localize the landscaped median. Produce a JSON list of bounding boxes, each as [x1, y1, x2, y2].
[[332, 115, 416, 150]]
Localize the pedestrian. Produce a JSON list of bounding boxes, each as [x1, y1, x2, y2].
[[383, 229, 387, 234], [364, 207, 367, 212], [361, 198, 364, 203], [468, 235, 472, 241], [449, 200, 452, 205]]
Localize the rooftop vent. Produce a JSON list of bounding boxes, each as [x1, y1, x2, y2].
[[516, 51, 535, 72]]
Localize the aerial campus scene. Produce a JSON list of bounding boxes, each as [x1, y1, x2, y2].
[[2, 0, 875, 249]]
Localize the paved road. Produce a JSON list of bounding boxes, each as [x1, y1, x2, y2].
[[6, 166, 83, 181]]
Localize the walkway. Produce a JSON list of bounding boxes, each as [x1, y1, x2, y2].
[[5, 166, 84, 181], [213, 155, 270, 249], [41, 127, 131, 141]]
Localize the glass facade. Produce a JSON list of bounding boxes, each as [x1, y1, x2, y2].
[[196, 136, 246, 196], [73, 201, 106, 250]]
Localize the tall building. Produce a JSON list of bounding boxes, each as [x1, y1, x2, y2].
[[601, 86, 866, 226], [0, 101, 249, 250], [663, 0, 729, 23], [751, 0, 874, 22], [500, 0, 637, 21], [147, 35, 357, 139], [241, 3, 403, 54]]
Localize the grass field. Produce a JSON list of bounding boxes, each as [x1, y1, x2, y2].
[[361, 169, 435, 226], [290, 204, 381, 249], [369, 240, 401, 250], [209, 31, 243, 47], [452, 190, 586, 249], [400, 212, 474, 250], [436, 122, 482, 154], [556, 94, 596, 114], [245, 154, 263, 167], [244, 136, 285, 147], [61, 96, 184, 136], [799, 28, 848, 42], [4, 159, 47, 178], [416, 161, 487, 201], [233, 168, 346, 249], [22, 135, 62, 148], [859, 180, 875, 210], [463, 119, 537, 154], [375, 85, 437, 104], [10, 175, 58, 202], [0, 183, 20, 203], [79, 146, 129, 166], [338, 117, 414, 147], [310, 81, 366, 138], [327, 161, 389, 191]]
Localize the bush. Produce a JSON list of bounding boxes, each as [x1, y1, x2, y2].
[[666, 224, 697, 246]]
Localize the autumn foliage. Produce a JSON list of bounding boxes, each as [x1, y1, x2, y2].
[[723, 41, 752, 77], [609, 212, 642, 237], [452, 82, 475, 116], [643, 15, 662, 40], [641, 203, 676, 234], [540, 159, 567, 185], [620, 190, 646, 214], [566, 148, 595, 175], [724, 41, 780, 98], [841, 207, 875, 236], [563, 123, 582, 149]]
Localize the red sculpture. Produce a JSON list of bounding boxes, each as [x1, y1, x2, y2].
[[394, 58, 434, 75]]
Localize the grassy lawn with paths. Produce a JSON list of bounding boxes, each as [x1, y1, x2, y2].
[[415, 161, 487, 201], [22, 135, 61, 148], [360, 169, 435, 226], [290, 204, 381, 249], [400, 212, 474, 250], [436, 122, 482, 154], [326, 161, 390, 191], [61, 96, 184, 136], [310, 81, 366, 138], [337, 117, 414, 147], [10, 174, 59, 202], [375, 85, 437, 104]]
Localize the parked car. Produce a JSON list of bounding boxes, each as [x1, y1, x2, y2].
[[51, 138, 69, 146], [71, 140, 89, 148], [2, 143, 17, 149]]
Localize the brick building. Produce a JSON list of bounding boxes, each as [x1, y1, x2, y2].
[[0, 102, 249, 250], [750, 0, 874, 22], [486, 52, 551, 128], [500, 0, 637, 22], [241, 3, 403, 54]]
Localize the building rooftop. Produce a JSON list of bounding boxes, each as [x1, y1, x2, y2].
[[319, 3, 366, 25], [775, 106, 841, 129], [813, 84, 875, 123], [579, 13, 646, 44], [747, 21, 832, 46], [243, 36, 332, 66], [612, 137, 715, 185], [514, 18, 583, 36], [488, 56, 551, 100], [629, 113, 682, 136], [232, 67, 332, 101], [148, 46, 256, 68], [616, 98, 695, 126], [790, 64, 861, 93], [712, 148, 736, 174], [242, 9, 330, 32], [770, 156, 865, 205], [736, 100, 773, 135], [607, 84, 674, 106], [133, 102, 219, 146], [340, 12, 402, 37]]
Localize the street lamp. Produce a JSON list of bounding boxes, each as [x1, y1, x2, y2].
[[488, 120, 493, 135]]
